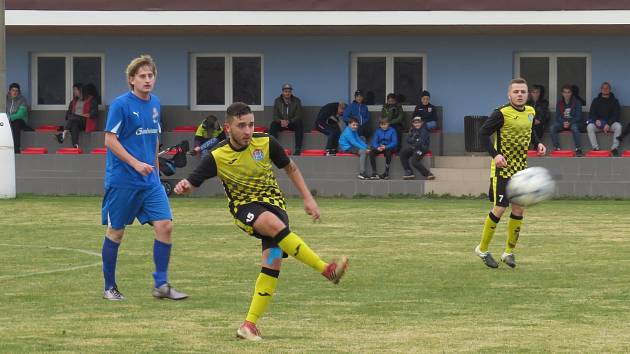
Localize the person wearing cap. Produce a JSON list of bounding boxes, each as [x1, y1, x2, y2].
[[6, 83, 29, 153], [343, 90, 371, 140], [269, 83, 304, 156], [381, 93, 406, 150], [411, 90, 438, 153], [400, 116, 434, 180]]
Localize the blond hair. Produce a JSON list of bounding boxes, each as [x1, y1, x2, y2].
[[126, 55, 157, 89]]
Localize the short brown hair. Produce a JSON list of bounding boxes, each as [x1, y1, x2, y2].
[[379, 117, 390, 125], [509, 77, 528, 89], [126, 55, 157, 89], [225, 102, 252, 123]]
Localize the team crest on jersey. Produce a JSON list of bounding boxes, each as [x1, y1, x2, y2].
[[152, 107, 159, 123], [528, 113, 534, 122], [252, 149, 264, 161]]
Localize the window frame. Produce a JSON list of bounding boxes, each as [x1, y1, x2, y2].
[[30, 53, 105, 110], [190, 53, 264, 111], [514, 52, 592, 110], [351, 52, 427, 112]]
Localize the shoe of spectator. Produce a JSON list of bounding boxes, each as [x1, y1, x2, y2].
[[403, 170, 415, 180], [357, 173, 369, 180], [575, 148, 584, 157], [379, 172, 390, 180], [325, 149, 337, 156], [54, 133, 64, 144], [554, 147, 561, 151], [293, 149, 302, 156], [426, 173, 436, 180], [611, 148, 620, 157], [73, 144, 79, 149], [370, 173, 380, 180]]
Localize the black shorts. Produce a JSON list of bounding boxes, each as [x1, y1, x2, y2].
[[488, 176, 510, 207], [235, 202, 290, 256]]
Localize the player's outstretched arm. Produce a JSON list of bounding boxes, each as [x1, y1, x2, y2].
[[174, 179, 194, 195], [283, 161, 321, 221], [104, 132, 154, 176]]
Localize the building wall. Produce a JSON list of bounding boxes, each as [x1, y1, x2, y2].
[[7, 34, 630, 133]]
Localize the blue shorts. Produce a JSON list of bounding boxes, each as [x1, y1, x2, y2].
[[102, 184, 172, 229]]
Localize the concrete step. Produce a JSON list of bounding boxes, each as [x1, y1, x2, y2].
[[430, 168, 488, 182], [424, 179, 488, 196], [433, 156, 491, 169]]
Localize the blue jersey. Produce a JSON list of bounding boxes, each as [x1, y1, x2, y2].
[[104, 91, 161, 189]]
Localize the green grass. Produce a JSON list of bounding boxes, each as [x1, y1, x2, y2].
[[1, 195, 630, 353]]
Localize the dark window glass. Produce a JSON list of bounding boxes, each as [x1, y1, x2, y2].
[[196, 57, 225, 105], [233, 57, 261, 105], [357, 57, 386, 105], [73, 57, 102, 103], [394, 57, 423, 105], [557, 57, 587, 106], [519, 57, 549, 95], [37, 57, 66, 105]]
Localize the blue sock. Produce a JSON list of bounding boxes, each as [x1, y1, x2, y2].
[[152, 239, 172, 288], [102, 237, 120, 290]]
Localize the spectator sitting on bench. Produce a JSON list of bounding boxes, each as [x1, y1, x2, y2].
[[527, 84, 549, 151], [381, 93, 405, 150], [412, 90, 438, 155], [269, 83, 304, 156], [56, 83, 99, 148], [401, 117, 435, 180], [343, 90, 371, 141], [339, 117, 371, 180], [6, 82, 29, 154], [549, 84, 583, 156], [315, 101, 346, 156], [368, 117, 397, 180], [191, 115, 226, 158], [587, 81, 622, 157]]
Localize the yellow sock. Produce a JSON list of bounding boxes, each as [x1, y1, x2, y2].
[[276, 229, 327, 273], [245, 268, 279, 324], [479, 212, 500, 252], [505, 213, 523, 254]]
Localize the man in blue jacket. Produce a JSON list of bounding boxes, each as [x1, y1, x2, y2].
[[343, 90, 371, 140], [369, 117, 398, 180]]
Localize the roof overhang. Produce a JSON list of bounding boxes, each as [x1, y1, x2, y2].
[[7, 10, 630, 36]]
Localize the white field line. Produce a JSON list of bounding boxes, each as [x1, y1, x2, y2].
[[0, 243, 101, 280]]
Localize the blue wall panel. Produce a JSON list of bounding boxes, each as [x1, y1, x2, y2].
[[7, 34, 630, 132]]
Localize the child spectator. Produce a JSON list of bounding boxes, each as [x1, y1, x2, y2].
[[381, 93, 405, 150], [191, 115, 226, 158], [412, 90, 438, 154], [343, 90, 371, 140], [339, 117, 370, 180], [400, 117, 435, 180], [369, 117, 397, 180]]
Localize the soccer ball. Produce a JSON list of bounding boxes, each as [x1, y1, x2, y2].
[[507, 167, 556, 207]]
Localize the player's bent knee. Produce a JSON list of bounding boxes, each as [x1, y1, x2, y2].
[[106, 228, 125, 242], [253, 212, 287, 238], [153, 220, 173, 242]]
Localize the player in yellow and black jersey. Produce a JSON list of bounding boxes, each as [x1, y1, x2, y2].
[[174, 102, 349, 341], [474, 78, 546, 269]]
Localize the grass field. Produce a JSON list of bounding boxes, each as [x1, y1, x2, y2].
[[1, 195, 630, 353]]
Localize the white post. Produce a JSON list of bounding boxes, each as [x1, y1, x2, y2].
[[0, 113, 16, 198]]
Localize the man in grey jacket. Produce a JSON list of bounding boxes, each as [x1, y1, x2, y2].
[[269, 84, 304, 156]]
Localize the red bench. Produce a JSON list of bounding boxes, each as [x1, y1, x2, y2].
[[623, 150, 630, 157], [35, 125, 61, 133], [57, 148, 83, 154], [22, 147, 48, 154], [551, 150, 576, 157], [585, 150, 612, 157], [254, 126, 268, 133], [91, 148, 107, 155], [172, 126, 196, 133], [300, 149, 326, 156]]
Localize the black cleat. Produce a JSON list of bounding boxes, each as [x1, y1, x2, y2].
[[501, 253, 516, 268], [475, 245, 499, 268]]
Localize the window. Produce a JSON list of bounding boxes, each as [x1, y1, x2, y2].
[[351, 53, 426, 110], [191, 54, 263, 110], [31, 53, 104, 110], [515, 53, 591, 108]]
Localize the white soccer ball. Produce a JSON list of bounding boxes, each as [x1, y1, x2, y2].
[[507, 167, 556, 207]]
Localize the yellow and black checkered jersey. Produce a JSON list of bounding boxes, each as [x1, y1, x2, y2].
[[479, 103, 540, 178], [187, 133, 290, 216]]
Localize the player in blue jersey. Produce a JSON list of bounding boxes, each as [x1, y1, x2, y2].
[[100, 55, 187, 301]]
